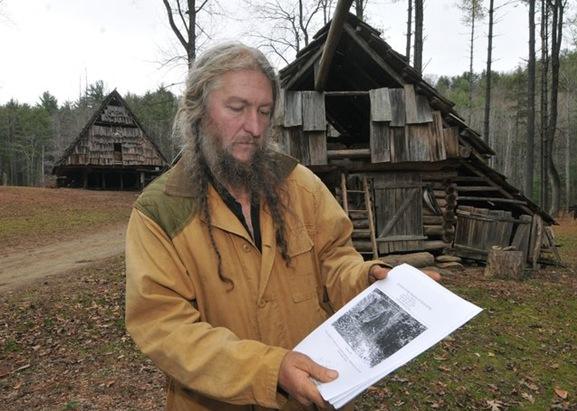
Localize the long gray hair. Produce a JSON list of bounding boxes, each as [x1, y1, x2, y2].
[[175, 42, 279, 140], [174, 43, 290, 289]]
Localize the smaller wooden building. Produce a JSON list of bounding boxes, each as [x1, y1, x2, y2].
[[53, 90, 167, 190], [276, 13, 557, 266]]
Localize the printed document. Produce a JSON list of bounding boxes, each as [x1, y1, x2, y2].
[[294, 263, 482, 409]]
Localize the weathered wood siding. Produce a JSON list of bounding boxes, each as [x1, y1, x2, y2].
[[373, 173, 425, 253], [62, 100, 164, 167]]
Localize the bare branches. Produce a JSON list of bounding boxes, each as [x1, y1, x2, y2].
[[162, 0, 188, 52], [161, 0, 222, 68], [246, 0, 328, 63]]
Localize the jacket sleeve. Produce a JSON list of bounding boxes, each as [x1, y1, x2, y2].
[[310, 176, 384, 311], [125, 209, 288, 408]]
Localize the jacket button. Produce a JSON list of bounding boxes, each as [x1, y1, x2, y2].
[[258, 299, 267, 308], [242, 244, 251, 252]]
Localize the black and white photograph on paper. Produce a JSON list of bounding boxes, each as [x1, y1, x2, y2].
[[332, 289, 428, 367]]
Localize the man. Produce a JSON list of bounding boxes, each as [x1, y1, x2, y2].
[[125, 42, 392, 410]]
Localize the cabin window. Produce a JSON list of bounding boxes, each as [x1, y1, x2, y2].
[[113, 143, 123, 162]]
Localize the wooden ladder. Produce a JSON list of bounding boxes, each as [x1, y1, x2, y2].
[[340, 173, 379, 260]]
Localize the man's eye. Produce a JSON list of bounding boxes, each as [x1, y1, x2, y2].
[[259, 109, 271, 116], [228, 105, 243, 112]]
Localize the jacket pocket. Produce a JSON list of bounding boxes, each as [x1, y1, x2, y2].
[[286, 228, 317, 303]]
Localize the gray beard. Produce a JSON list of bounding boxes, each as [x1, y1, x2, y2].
[[198, 126, 273, 195]]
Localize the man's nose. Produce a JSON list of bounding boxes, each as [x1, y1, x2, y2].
[[243, 109, 266, 137]]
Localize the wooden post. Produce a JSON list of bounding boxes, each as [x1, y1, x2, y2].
[[484, 247, 525, 280], [363, 176, 379, 259], [140, 171, 145, 189], [83, 170, 88, 189], [340, 173, 349, 214], [120, 173, 124, 191], [315, 0, 354, 91]]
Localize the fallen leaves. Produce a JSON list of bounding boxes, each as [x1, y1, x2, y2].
[[554, 387, 569, 400]]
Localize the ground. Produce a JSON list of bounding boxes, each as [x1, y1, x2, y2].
[[1, 187, 576, 410]]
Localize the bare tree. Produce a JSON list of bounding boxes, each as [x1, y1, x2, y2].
[[482, 0, 494, 144], [161, 0, 220, 67], [546, 0, 567, 215], [525, 0, 536, 198], [406, 0, 413, 63], [354, 0, 369, 19], [458, 0, 485, 123], [393, 0, 413, 64], [413, 0, 423, 74], [246, 0, 328, 65], [321, 0, 337, 24], [540, 0, 549, 209]]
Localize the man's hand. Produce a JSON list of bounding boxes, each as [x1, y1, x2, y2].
[[368, 265, 390, 284], [278, 351, 337, 409]]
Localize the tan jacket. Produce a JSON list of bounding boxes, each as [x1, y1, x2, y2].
[[125, 153, 381, 410]]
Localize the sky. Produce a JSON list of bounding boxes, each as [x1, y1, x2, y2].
[[0, 0, 569, 106]]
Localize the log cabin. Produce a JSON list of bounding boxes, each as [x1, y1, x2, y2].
[[276, 12, 557, 266], [53, 90, 167, 190]]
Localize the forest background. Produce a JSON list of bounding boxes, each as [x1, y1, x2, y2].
[[1, 0, 576, 216]]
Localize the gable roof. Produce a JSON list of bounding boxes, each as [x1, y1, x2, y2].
[[55, 89, 168, 167], [279, 12, 494, 157]]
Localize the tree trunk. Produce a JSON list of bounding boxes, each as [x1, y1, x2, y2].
[[484, 248, 525, 280], [547, 0, 564, 216], [483, 0, 494, 144], [406, 0, 413, 63], [355, 0, 363, 19], [413, 0, 423, 74], [540, 0, 549, 210], [525, 0, 536, 199], [565, 91, 571, 210], [467, 9, 476, 124]]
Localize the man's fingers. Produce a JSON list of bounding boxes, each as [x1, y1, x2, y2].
[[369, 265, 390, 283], [306, 360, 338, 383]]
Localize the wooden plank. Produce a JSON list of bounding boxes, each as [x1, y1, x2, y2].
[[377, 188, 419, 238], [286, 127, 310, 165], [307, 130, 327, 165], [389, 88, 406, 127], [327, 149, 371, 159], [370, 122, 391, 163], [458, 196, 527, 205], [362, 176, 379, 259], [326, 91, 369, 96], [274, 88, 286, 126], [406, 123, 433, 162], [404, 84, 419, 124], [415, 94, 434, 123], [457, 186, 502, 192], [302, 91, 325, 131], [283, 91, 302, 127], [443, 127, 460, 158], [390, 126, 409, 162], [377, 235, 427, 242], [431, 111, 447, 160], [369, 88, 392, 122], [511, 214, 532, 262]]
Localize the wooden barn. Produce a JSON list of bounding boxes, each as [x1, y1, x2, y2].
[[275, 11, 557, 267], [53, 90, 167, 190]]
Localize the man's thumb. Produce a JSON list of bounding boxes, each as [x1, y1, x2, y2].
[[308, 362, 339, 383]]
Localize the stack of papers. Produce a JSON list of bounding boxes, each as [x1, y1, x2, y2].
[[294, 264, 482, 409]]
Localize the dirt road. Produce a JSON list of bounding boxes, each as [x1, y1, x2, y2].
[[0, 223, 127, 291]]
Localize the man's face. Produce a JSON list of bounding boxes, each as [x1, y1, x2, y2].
[[203, 69, 274, 164]]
